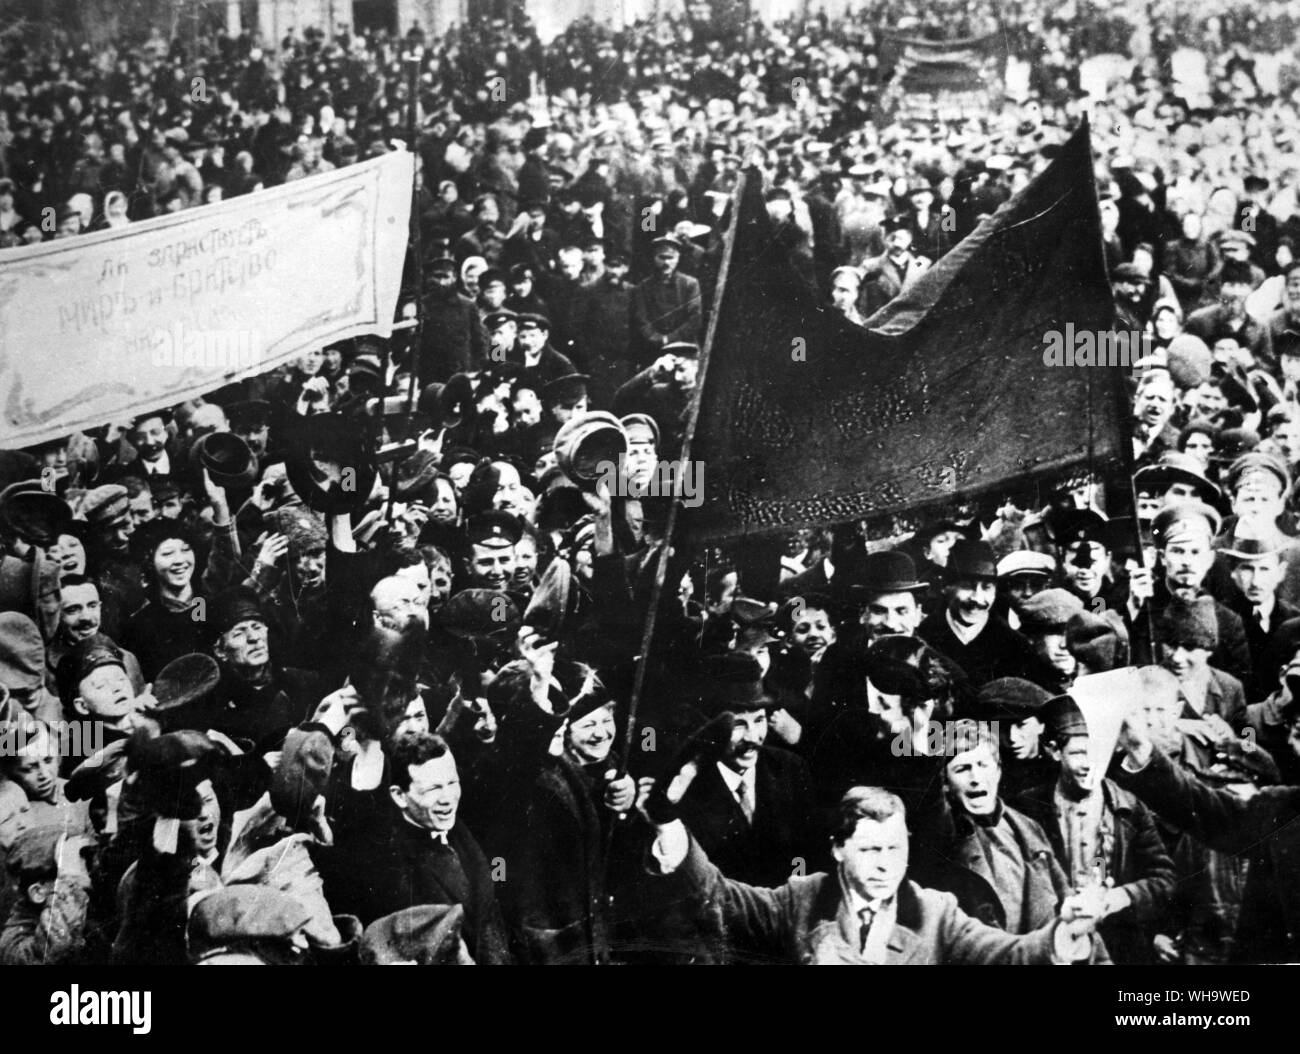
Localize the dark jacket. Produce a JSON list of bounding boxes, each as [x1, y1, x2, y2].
[[916, 611, 1041, 689], [508, 754, 640, 964], [343, 810, 512, 964], [420, 290, 487, 381], [1014, 778, 1177, 964], [678, 746, 816, 889], [1116, 746, 1300, 963], [629, 271, 702, 364]]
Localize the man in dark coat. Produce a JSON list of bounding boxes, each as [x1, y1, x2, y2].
[[420, 255, 487, 382], [676, 657, 817, 890], [1014, 695, 1176, 964], [334, 730, 511, 964], [917, 540, 1042, 690], [509, 313, 576, 391], [629, 235, 702, 367]]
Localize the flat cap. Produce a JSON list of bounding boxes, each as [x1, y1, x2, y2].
[[1018, 588, 1085, 633], [976, 676, 1052, 721]]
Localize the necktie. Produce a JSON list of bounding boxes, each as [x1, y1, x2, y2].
[[737, 775, 755, 824], [858, 906, 877, 955]]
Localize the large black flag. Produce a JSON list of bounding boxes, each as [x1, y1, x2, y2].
[[686, 120, 1125, 542]]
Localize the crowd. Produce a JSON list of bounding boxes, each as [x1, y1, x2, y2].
[[1, 1, 1300, 965]]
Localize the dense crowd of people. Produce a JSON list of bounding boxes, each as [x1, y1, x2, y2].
[[2, 2, 1300, 965]]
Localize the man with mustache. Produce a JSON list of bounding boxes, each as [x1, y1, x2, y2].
[[918, 539, 1041, 690], [46, 575, 144, 693], [1130, 502, 1252, 684], [676, 655, 815, 893], [122, 410, 176, 479]]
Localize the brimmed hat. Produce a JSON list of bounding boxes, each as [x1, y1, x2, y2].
[[852, 550, 928, 597], [702, 652, 774, 713], [190, 432, 257, 490], [996, 550, 1056, 579], [0, 481, 72, 546], [1133, 452, 1221, 505], [282, 413, 378, 515], [554, 411, 627, 489], [946, 539, 998, 580], [360, 905, 468, 965], [1044, 693, 1088, 743]]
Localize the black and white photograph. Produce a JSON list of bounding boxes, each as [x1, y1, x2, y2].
[[0, 0, 1295, 1009]]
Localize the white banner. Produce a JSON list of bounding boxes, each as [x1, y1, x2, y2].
[[1069, 668, 1142, 790], [0, 151, 413, 449]]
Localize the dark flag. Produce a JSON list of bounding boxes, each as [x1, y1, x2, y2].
[[686, 119, 1124, 542]]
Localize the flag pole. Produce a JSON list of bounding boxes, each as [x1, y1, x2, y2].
[[615, 171, 747, 773]]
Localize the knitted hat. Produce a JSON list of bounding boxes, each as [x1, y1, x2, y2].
[[1156, 596, 1218, 651]]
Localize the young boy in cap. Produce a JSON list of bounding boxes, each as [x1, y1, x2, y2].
[[1013, 693, 1175, 964]]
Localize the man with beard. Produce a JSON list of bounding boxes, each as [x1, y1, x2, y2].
[[676, 655, 815, 893], [1014, 693, 1175, 964], [918, 540, 1041, 689], [1129, 502, 1252, 683], [164, 588, 319, 755], [458, 511, 521, 594], [1131, 368, 1181, 466], [371, 575, 431, 634], [629, 235, 702, 367], [47, 576, 144, 694], [420, 255, 488, 382]]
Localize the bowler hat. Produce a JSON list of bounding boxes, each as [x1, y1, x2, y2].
[[282, 413, 378, 515], [191, 432, 257, 490], [947, 539, 998, 580], [852, 550, 928, 596], [703, 652, 774, 712]]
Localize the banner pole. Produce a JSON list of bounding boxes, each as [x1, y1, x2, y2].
[[615, 170, 747, 773]]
